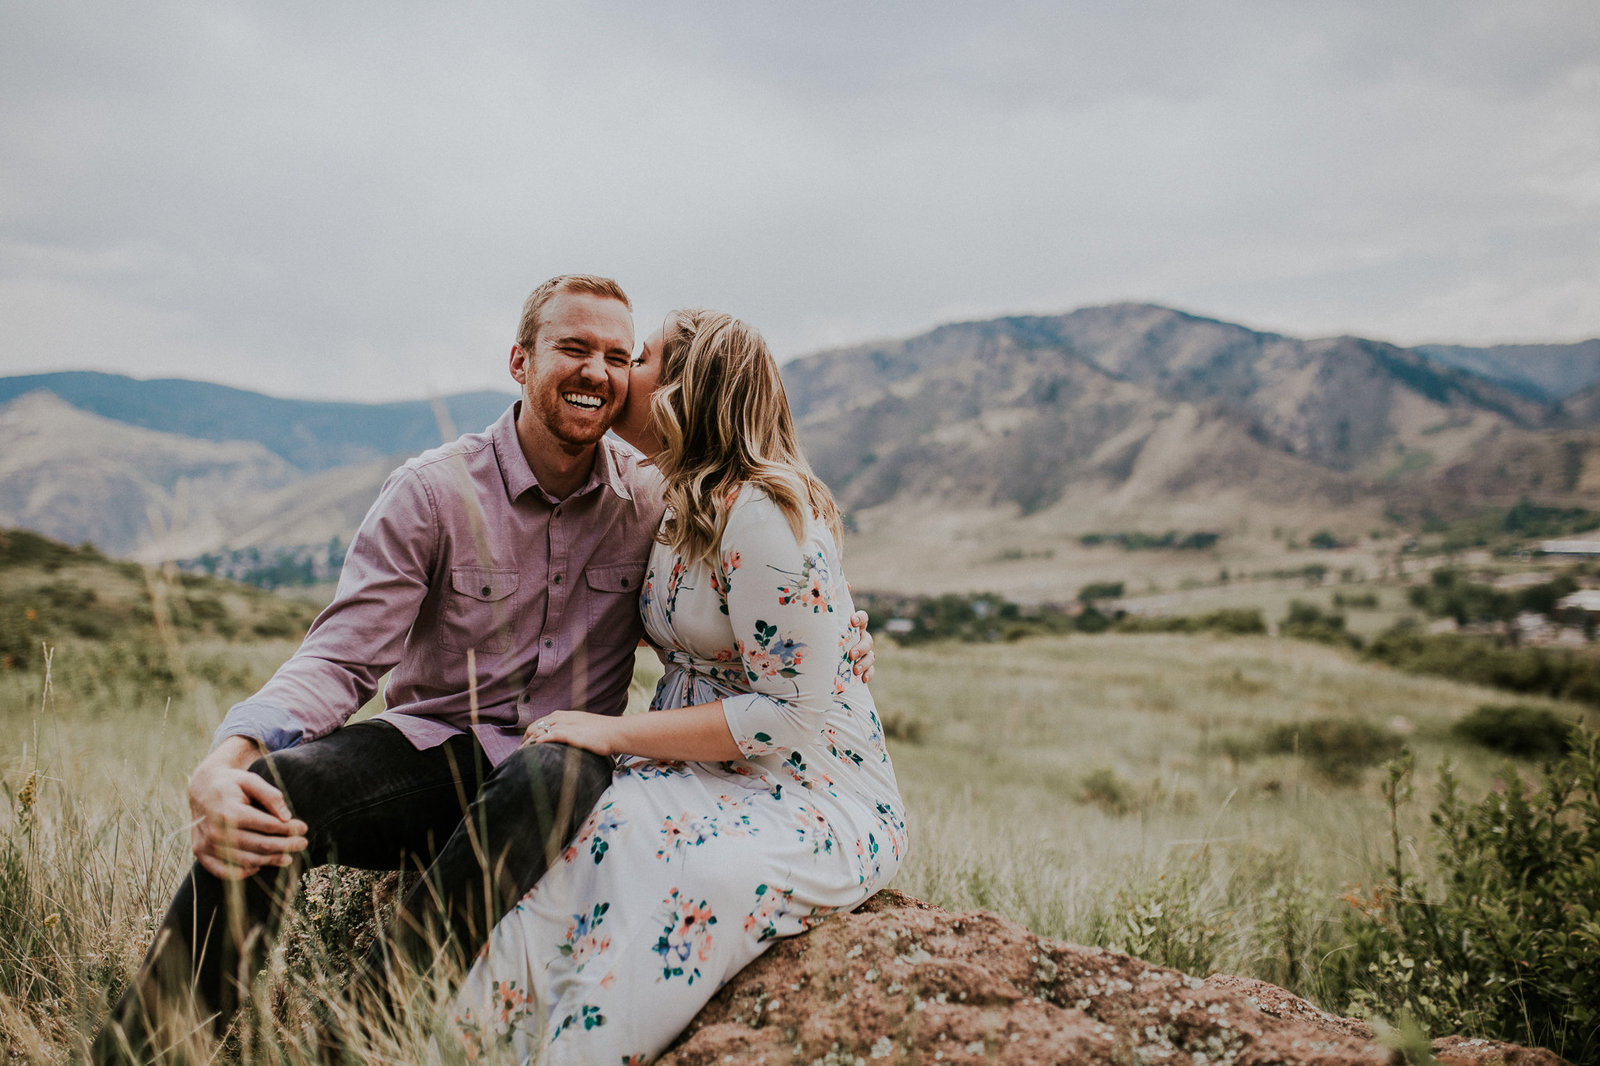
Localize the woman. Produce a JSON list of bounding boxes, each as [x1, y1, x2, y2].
[[453, 310, 907, 1064]]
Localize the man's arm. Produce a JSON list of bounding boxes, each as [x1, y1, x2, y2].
[[212, 466, 438, 752], [196, 467, 438, 876]]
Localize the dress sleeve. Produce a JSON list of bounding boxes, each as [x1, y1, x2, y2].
[[716, 490, 850, 758], [212, 465, 437, 752]]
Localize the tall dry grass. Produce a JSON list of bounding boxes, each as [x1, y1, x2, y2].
[[1, 621, 1593, 1061]]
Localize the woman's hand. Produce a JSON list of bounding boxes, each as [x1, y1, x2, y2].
[[848, 609, 876, 682], [524, 711, 622, 756]]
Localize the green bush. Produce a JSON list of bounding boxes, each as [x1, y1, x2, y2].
[[1114, 608, 1265, 637], [1078, 767, 1138, 815], [1279, 600, 1362, 649], [1078, 581, 1125, 603], [1366, 624, 1600, 709], [1092, 860, 1224, 976], [1452, 705, 1579, 758], [1328, 735, 1600, 1063], [1262, 717, 1401, 783]]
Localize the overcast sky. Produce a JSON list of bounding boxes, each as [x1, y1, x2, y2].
[[3, 1, 1598, 402]]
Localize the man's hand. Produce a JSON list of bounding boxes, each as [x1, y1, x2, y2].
[[523, 711, 622, 757], [188, 736, 308, 881], [847, 609, 876, 683]]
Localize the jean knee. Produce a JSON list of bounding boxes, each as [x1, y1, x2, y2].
[[480, 743, 610, 826]]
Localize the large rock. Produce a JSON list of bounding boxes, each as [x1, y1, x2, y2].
[[659, 891, 1565, 1066]]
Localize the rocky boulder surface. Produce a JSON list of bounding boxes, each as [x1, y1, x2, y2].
[[659, 891, 1566, 1066]]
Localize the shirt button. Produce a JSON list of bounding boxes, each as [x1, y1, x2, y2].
[[553, 573, 563, 585], [543, 638, 553, 649], [621, 576, 629, 588], [481, 585, 491, 596], [553, 507, 562, 518], [520, 693, 530, 703]]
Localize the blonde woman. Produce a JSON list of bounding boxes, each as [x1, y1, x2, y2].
[[454, 310, 907, 1063]]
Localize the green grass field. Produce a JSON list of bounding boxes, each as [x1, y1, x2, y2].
[[2, 562, 1596, 1061]]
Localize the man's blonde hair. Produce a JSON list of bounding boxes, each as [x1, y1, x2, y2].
[[650, 308, 842, 569], [515, 275, 632, 350]]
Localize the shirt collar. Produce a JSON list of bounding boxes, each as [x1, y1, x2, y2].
[[493, 402, 635, 505]]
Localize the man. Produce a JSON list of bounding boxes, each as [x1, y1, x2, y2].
[[94, 274, 871, 1062]]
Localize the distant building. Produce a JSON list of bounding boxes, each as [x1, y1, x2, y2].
[[1556, 590, 1600, 615], [1540, 539, 1600, 556]]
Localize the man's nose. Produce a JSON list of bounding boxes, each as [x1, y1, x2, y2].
[[577, 354, 608, 385]]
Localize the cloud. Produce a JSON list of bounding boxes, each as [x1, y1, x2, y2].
[[1, 0, 1597, 400]]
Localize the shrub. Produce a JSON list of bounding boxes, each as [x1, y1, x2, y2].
[[879, 711, 925, 745], [1078, 767, 1139, 815], [1366, 624, 1600, 709], [1328, 734, 1600, 1063], [1078, 581, 1124, 603], [1451, 704, 1578, 758], [1092, 860, 1224, 976], [1278, 601, 1361, 649], [1262, 717, 1401, 783], [1200, 608, 1268, 636], [1114, 608, 1265, 637]]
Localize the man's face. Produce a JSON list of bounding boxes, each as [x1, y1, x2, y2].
[[511, 291, 634, 450]]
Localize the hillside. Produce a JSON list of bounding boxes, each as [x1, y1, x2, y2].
[[0, 527, 320, 674], [0, 371, 515, 471], [1416, 339, 1600, 404], [4, 306, 1600, 598], [0, 392, 302, 558], [781, 304, 1600, 597]]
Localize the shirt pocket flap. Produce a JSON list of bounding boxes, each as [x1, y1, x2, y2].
[[451, 566, 520, 602], [584, 562, 642, 594]]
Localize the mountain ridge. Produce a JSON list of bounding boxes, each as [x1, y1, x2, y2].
[[0, 371, 516, 471], [4, 303, 1599, 595]]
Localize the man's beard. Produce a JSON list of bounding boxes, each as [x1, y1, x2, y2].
[[531, 380, 613, 448]]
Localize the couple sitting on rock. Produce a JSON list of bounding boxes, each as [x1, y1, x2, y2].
[[95, 274, 905, 1065]]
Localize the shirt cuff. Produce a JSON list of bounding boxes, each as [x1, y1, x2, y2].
[[212, 699, 306, 754]]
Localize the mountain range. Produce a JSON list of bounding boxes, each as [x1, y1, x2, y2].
[[4, 305, 1598, 596]]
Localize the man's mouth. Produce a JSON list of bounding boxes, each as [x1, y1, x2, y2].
[[563, 392, 605, 411]]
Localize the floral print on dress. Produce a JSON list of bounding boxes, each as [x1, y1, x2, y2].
[[744, 882, 823, 942], [738, 621, 805, 687], [559, 902, 612, 969], [454, 979, 536, 1062], [652, 889, 717, 984], [710, 550, 741, 615], [563, 801, 626, 866], [772, 550, 834, 614]]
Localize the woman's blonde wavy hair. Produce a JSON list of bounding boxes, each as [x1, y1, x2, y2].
[[650, 308, 842, 570]]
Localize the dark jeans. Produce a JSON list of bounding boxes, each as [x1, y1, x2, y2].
[[93, 721, 611, 1064]]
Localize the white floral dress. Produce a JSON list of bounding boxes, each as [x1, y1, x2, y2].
[[454, 487, 907, 1065]]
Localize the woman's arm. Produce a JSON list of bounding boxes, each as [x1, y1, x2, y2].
[[526, 702, 740, 762]]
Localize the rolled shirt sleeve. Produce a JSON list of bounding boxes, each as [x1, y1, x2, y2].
[[716, 490, 850, 758], [212, 466, 437, 752]]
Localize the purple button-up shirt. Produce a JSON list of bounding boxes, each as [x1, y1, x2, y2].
[[215, 404, 666, 766]]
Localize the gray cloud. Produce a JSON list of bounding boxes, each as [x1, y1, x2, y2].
[[2, 0, 1597, 400]]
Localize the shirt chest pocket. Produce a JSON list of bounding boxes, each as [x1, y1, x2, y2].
[[438, 566, 520, 656], [582, 562, 645, 648]]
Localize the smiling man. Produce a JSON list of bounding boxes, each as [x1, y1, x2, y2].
[[95, 275, 664, 1062]]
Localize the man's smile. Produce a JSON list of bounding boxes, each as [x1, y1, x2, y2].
[[563, 391, 606, 410]]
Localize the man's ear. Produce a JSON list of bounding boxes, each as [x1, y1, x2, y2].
[[509, 344, 529, 385]]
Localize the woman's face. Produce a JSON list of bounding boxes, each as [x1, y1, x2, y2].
[[613, 327, 665, 455]]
